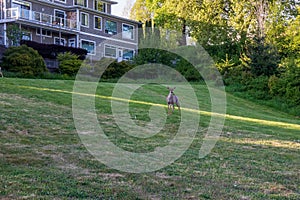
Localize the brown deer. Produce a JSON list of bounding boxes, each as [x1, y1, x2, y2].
[[166, 87, 180, 114]]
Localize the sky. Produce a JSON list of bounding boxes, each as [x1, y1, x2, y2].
[[111, 0, 136, 17]]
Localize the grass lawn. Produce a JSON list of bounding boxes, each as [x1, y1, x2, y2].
[[0, 77, 299, 199]]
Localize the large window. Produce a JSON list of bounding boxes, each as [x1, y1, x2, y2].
[[104, 45, 116, 58], [22, 32, 31, 41], [94, 16, 102, 30], [54, 37, 66, 46], [36, 29, 52, 37], [74, 0, 87, 7], [81, 12, 89, 27], [54, 10, 65, 26], [12, 0, 30, 19], [105, 20, 117, 35], [94, 0, 106, 12], [122, 24, 134, 40], [81, 40, 95, 55], [123, 49, 134, 60]]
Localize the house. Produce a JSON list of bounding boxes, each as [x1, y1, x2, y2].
[[0, 0, 140, 63]]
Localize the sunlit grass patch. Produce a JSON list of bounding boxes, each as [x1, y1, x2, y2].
[[221, 138, 300, 150]]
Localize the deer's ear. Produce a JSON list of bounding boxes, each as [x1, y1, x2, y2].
[[167, 87, 170, 89], [174, 87, 176, 90]]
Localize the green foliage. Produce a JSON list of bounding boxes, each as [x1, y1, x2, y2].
[[268, 59, 300, 105], [246, 38, 280, 77], [175, 63, 202, 82], [1, 45, 47, 77], [247, 75, 271, 100], [134, 47, 203, 82], [102, 60, 135, 80], [6, 24, 23, 46], [216, 54, 236, 75], [57, 52, 82, 76]]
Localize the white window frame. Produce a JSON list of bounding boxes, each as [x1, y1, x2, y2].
[[81, 39, 96, 55], [105, 20, 117, 35], [122, 23, 134, 40], [12, 0, 31, 20], [54, 0, 66, 4], [22, 32, 32, 41], [80, 12, 89, 27], [94, 16, 102, 30], [36, 29, 52, 37], [94, 0, 106, 12], [104, 45, 117, 58], [68, 38, 76, 47], [122, 48, 135, 60], [54, 9, 65, 26], [54, 37, 66, 46], [74, 0, 87, 7]]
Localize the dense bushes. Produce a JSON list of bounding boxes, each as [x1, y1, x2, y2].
[[269, 64, 300, 105], [1, 45, 47, 77], [222, 55, 300, 115], [57, 52, 83, 76], [102, 61, 135, 79]]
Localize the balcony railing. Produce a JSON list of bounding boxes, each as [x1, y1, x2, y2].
[[5, 8, 78, 30]]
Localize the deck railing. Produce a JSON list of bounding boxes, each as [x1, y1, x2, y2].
[[5, 8, 78, 30]]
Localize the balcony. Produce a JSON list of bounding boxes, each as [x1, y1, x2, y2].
[[4, 8, 78, 31]]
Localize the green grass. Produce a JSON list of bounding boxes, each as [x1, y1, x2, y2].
[[0, 77, 299, 199]]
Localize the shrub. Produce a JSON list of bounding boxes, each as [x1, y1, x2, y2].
[[102, 61, 135, 80], [57, 52, 83, 76], [247, 76, 270, 100], [1, 45, 47, 77]]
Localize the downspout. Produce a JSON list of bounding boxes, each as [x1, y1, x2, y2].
[[40, 27, 42, 43], [76, 8, 79, 48], [3, 0, 7, 46]]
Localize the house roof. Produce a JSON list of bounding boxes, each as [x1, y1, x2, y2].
[[102, 0, 118, 4]]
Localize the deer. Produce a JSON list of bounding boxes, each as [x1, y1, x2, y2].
[[166, 87, 180, 114]]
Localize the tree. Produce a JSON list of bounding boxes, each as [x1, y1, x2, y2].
[[6, 24, 24, 46], [1, 45, 47, 76]]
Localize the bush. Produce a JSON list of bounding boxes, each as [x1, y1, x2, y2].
[[57, 52, 83, 76], [269, 64, 300, 105], [247, 76, 270, 100], [1, 45, 47, 77], [102, 61, 135, 80]]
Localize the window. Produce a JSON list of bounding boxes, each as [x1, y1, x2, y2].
[[81, 40, 95, 54], [122, 24, 134, 40], [74, 0, 87, 7], [104, 45, 116, 58], [105, 20, 117, 35], [81, 12, 89, 27], [54, 10, 65, 26], [94, 16, 102, 30], [12, 0, 30, 19], [55, 0, 66, 3], [36, 29, 52, 37], [69, 38, 75, 47], [94, 0, 106, 12], [22, 32, 31, 41], [123, 49, 134, 60], [54, 37, 66, 46]]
